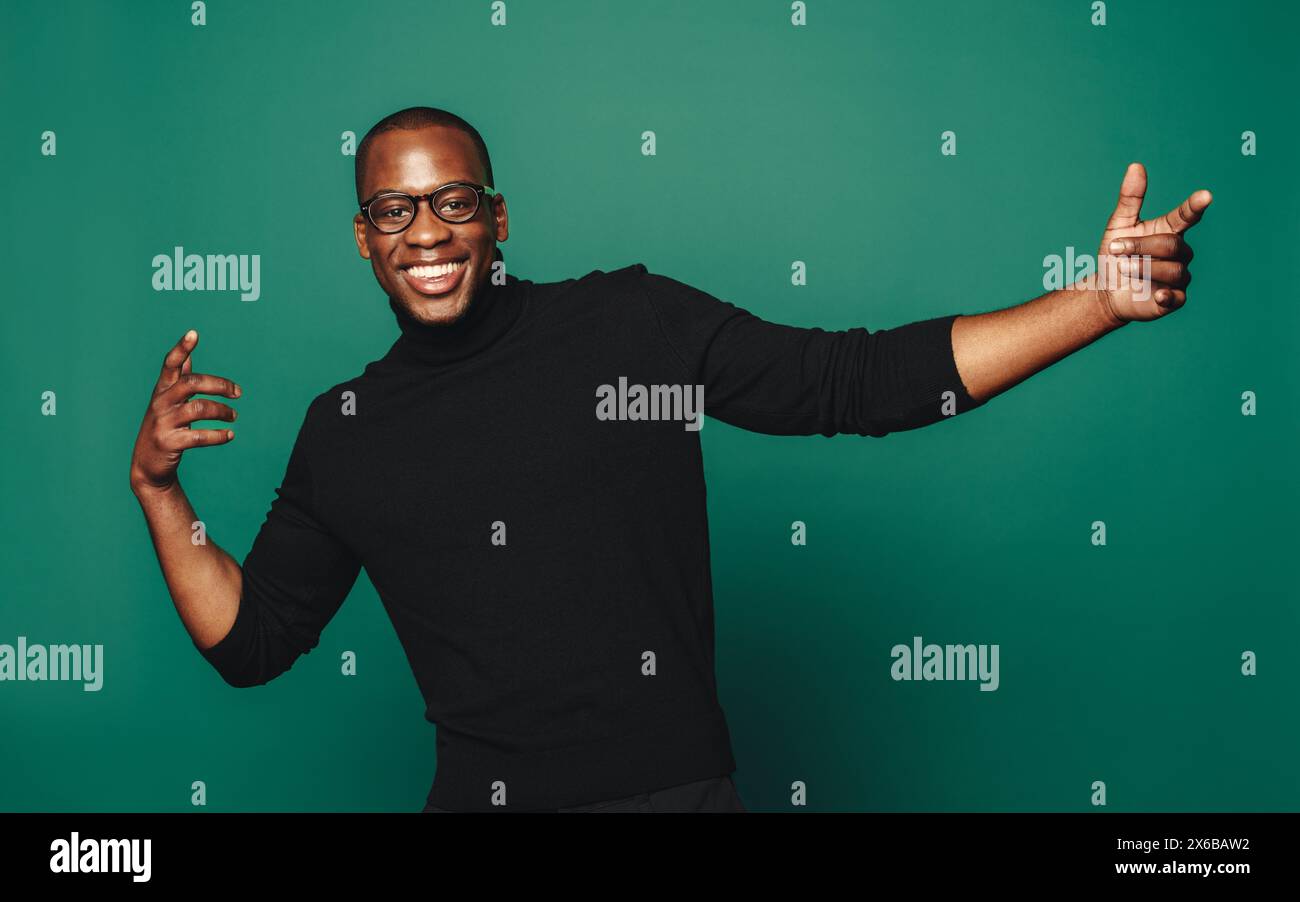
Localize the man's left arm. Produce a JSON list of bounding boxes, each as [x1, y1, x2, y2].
[[638, 162, 1210, 436]]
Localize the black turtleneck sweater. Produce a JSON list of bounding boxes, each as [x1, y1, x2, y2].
[[195, 262, 983, 811]]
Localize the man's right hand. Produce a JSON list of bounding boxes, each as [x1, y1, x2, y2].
[[129, 329, 242, 494]]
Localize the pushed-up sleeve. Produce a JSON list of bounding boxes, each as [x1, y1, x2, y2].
[[637, 266, 984, 437], [196, 402, 361, 688]]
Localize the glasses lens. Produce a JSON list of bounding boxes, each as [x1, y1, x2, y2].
[[434, 185, 480, 222], [369, 195, 415, 232]]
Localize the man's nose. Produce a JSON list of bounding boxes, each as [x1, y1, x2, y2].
[[404, 198, 454, 245]]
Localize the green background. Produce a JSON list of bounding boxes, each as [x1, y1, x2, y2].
[[2, 0, 1295, 812]]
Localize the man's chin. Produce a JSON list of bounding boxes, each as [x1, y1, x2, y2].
[[397, 292, 470, 327]]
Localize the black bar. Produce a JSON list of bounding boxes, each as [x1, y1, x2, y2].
[[1, 812, 1288, 887]]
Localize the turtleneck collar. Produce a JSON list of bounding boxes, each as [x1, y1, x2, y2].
[[386, 270, 528, 368]]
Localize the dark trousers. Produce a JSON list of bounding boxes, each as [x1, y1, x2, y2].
[[421, 774, 747, 812]]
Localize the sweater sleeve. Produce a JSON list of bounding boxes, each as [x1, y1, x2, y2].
[[195, 401, 362, 688], [635, 266, 985, 437]]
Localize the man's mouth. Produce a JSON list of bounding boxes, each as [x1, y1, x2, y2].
[[399, 258, 468, 296]]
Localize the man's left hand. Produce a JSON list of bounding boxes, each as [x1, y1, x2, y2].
[[1090, 162, 1213, 325]]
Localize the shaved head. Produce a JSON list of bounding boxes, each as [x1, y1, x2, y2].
[[355, 107, 495, 204]]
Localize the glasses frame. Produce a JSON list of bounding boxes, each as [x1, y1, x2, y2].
[[359, 182, 498, 233]]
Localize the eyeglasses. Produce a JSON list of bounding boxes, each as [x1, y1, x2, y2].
[[359, 182, 498, 233]]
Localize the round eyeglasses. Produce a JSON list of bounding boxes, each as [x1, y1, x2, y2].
[[360, 182, 498, 234]]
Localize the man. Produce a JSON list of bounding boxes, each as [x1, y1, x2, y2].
[[129, 106, 1211, 813]]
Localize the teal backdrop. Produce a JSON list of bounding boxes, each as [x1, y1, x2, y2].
[[2, 0, 1296, 812]]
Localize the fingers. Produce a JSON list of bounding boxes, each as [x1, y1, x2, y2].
[[156, 371, 242, 406], [152, 372, 241, 434], [1160, 189, 1213, 234], [1105, 162, 1148, 231], [1153, 287, 1185, 309], [1118, 258, 1191, 288], [1096, 234, 1194, 315], [1149, 261, 1190, 288], [159, 427, 236, 451], [168, 396, 239, 429], [156, 329, 198, 392], [1108, 233, 1193, 262]]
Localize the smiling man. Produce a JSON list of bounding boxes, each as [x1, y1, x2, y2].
[[352, 120, 500, 328], [129, 106, 1211, 813]]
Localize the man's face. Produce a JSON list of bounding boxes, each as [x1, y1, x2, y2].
[[353, 125, 508, 327]]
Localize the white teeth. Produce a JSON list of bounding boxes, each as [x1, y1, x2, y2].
[[407, 260, 462, 280]]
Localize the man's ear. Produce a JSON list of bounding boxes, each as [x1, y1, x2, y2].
[[492, 194, 509, 244], [353, 213, 371, 260]]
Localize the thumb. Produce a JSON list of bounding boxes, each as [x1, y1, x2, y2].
[[180, 331, 196, 377], [1105, 162, 1147, 231]]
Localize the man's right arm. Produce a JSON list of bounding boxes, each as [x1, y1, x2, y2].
[[131, 478, 245, 652], [130, 329, 245, 654], [130, 329, 361, 688]]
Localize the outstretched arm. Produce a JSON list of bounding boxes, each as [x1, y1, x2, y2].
[[638, 163, 1210, 437], [951, 163, 1212, 403]]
